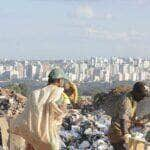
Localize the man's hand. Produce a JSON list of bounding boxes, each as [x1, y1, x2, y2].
[[123, 133, 131, 143]]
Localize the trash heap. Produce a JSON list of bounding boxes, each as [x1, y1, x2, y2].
[[0, 88, 26, 117], [60, 100, 113, 150], [0, 88, 27, 150], [130, 122, 150, 142]]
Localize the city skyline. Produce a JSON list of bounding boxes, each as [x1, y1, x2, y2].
[[0, 57, 150, 83], [0, 0, 150, 59]]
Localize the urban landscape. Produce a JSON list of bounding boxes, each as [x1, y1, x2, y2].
[[0, 57, 150, 83]]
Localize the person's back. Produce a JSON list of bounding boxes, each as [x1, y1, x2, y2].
[[10, 68, 70, 150]]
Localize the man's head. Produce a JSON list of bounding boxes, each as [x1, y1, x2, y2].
[[48, 68, 67, 87], [132, 82, 150, 102]]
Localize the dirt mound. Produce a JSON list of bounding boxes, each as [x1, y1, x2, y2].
[[93, 86, 150, 118]]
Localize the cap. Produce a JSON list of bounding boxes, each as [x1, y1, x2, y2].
[[48, 68, 68, 80]]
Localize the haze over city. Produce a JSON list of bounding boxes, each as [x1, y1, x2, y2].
[[0, 0, 150, 59]]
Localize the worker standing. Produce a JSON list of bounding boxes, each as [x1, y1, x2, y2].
[[108, 82, 150, 150], [10, 68, 70, 150]]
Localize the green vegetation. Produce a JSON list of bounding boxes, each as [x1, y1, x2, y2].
[[6, 83, 30, 96], [6, 84, 22, 93]]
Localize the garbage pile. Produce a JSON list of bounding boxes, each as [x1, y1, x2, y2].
[[130, 122, 150, 142], [0, 88, 26, 117], [0, 88, 27, 150], [60, 100, 113, 150]]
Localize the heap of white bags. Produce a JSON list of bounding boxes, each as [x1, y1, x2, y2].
[[60, 109, 113, 150]]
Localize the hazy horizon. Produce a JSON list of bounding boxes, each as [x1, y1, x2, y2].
[[1, 56, 150, 61], [0, 0, 150, 59]]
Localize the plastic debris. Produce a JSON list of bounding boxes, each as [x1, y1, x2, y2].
[[60, 101, 113, 149]]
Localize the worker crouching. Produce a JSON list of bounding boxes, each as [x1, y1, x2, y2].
[[108, 82, 150, 150]]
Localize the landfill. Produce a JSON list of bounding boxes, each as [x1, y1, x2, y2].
[[0, 89, 114, 150], [60, 99, 150, 150], [0, 88, 26, 117], [60, 100, 113, 150], [0, 88, 149, 149]]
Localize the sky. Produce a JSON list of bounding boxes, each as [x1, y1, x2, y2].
[[0, 0, 150, 59]]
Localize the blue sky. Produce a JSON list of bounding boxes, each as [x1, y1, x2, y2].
[[0, 0, 150, 59]]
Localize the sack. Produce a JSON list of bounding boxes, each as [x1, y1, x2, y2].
[[10, 85, 66, 150]]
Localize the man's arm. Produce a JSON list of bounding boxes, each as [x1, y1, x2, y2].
[[119, 97, 132, 136], [120, 119, 131, 136]]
